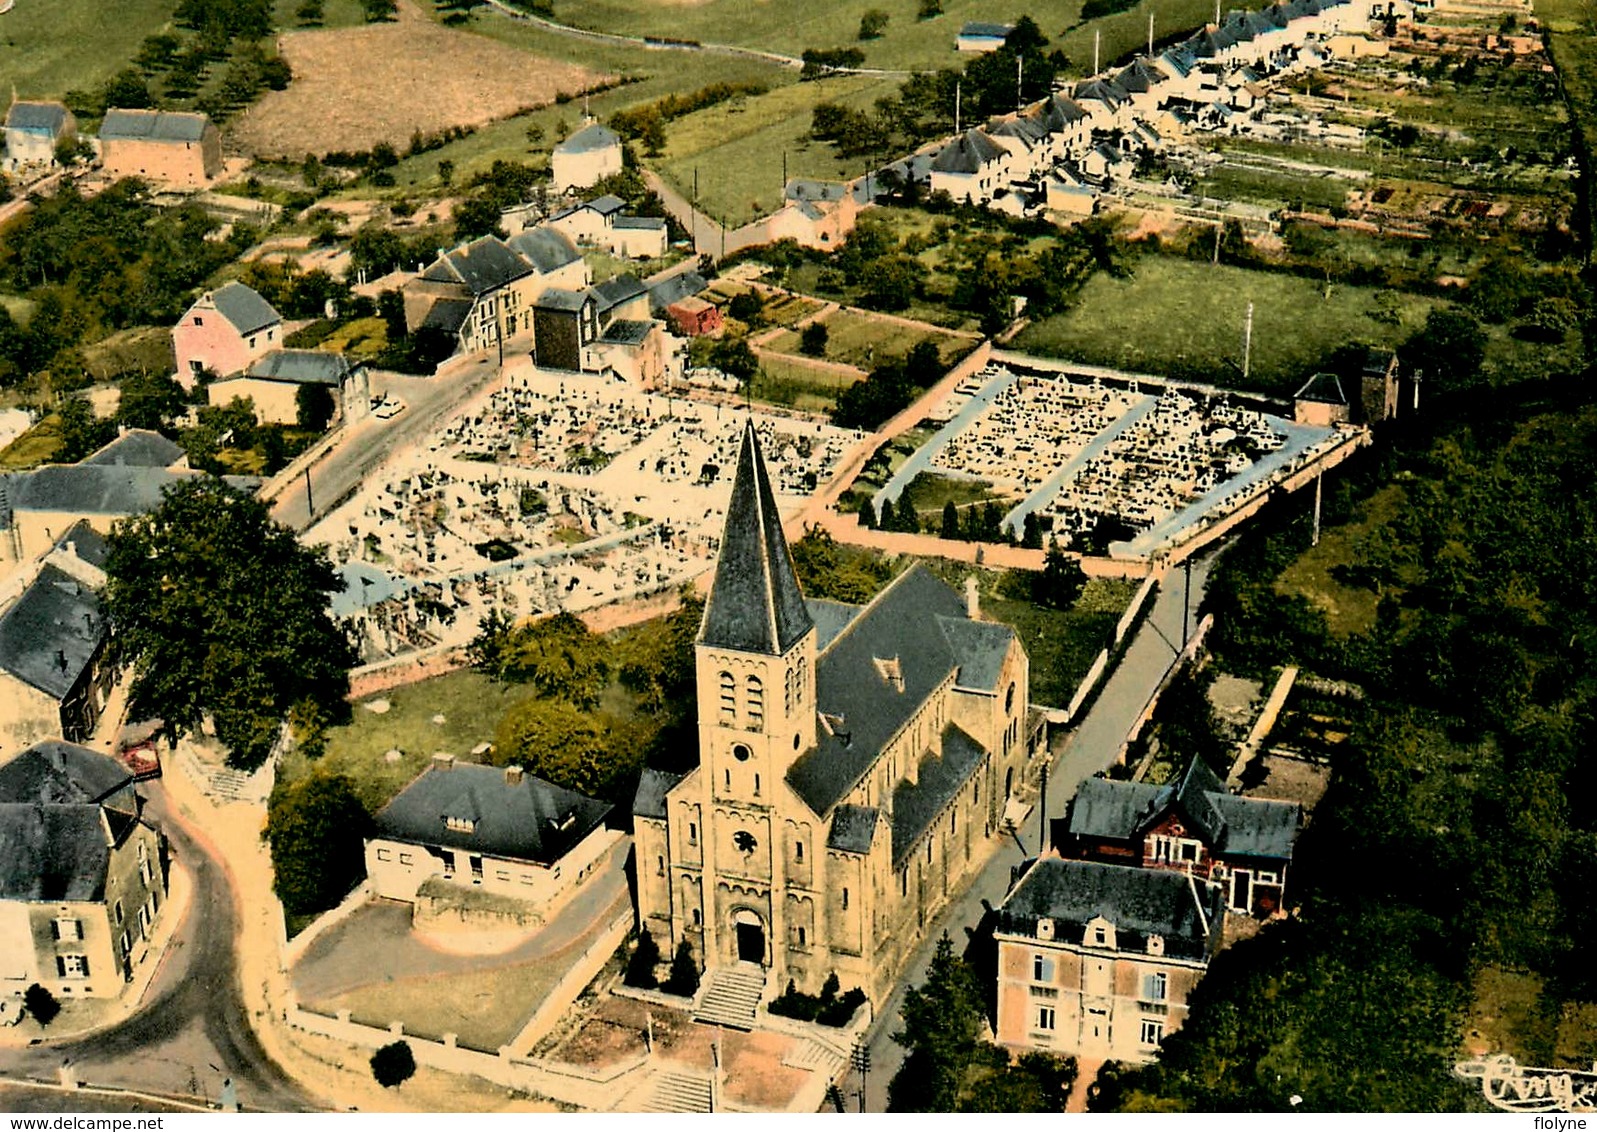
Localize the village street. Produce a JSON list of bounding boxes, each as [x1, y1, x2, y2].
[[856, 550, 1215, 1112]]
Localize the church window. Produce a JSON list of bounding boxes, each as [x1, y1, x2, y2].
[[901, 870, 908, 896], [747, 676, 764, 728], [754, 773, 761, 796], [656, 855, 665, 875], [785, 669, 794, 716], [733, 830, 758, 854], [795, 840, 804, 862], [692, 908, 702, 926], [797, 926, 807, 947], [842, 887, 850, 910], [733, 743, 751, 762], [719, 672, 736, 723], [724, 769, 732, 790], [688, 822, 698, 845], [1006, 682, 1016, 715]]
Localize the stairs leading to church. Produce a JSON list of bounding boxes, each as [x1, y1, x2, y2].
[[692, 964, 766, 1031], [637, 1069, 713, 1113], [782, 1036, 847, 1078]]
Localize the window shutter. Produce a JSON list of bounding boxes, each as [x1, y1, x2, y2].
[[56, 956, 66, 977], [50, 920, 59, 941]]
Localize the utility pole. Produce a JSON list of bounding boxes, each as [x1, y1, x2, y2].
[[782, 151, 787, 192], [954, 79, 962, 134], [1038, 763, 1049, 853], [303, 467, 314, 520], [1242, 300, 1253, 382], [1312, 472, 1323, 548], [1149, 9, 1155, 56], [852, 1042, 871, 1112], [1094, 29, 1101, 73], [1212, 223, 1222, 265], [1182, 556, 1192, 649], [1017, 55, 1024, 113]]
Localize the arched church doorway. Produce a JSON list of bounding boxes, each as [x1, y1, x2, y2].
[[732, 909, 765, 965]]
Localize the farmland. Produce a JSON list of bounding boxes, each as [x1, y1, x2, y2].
[[0, 0, 178, 100]]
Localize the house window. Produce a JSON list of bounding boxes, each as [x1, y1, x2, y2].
[[1147, 934, 1165, 957], [1033, 954, 1055, 983], [1258, 871, 1279, 884], [1140, 1019, 1164, 1046], [138, 903, 153, 936], [1035, 1006, 1056, 1031], [399, 852, 415, 866], [376, 848, 391, 862], [1143, 972, 1168, 1002], [139, 858, 153, 886], [719, 672, 736, 723], [747, 676, 764, 728], [692, 908, 702, 926], [193, 316, 203, 326], [53, 918, 81, 941], [445, 816, 476, 833], [249, 336, 257, 349], [114, 901, 123, 925], [496, 870, 510, 882], [1094, 927, 1107, 946], [57, 955, 90, 978], [120, 932, 130, 958]]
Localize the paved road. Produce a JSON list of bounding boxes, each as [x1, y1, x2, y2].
[[0, 786, 317, 1114], [271, 351, 505, 532], [854, 552, 1216, 1112]]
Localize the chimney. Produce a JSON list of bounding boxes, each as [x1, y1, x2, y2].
[[965, 575, 981, 619], [504, 765, 523, 786], [57, 649, 68, 673], [432, 752, 455, 771]]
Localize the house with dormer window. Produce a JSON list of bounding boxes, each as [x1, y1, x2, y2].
[[992, 855, 1224, 1062], [364, 758, 617, 919], [1062, 758, 1300, 917]]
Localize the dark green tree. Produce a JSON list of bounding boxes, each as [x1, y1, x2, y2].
[[265, 772, 371, 916], [664, 937, 700, 996], [370, 1040, 416, 1087], [1399, 306, 1487, 395], [54, 395, 116, 462], [858, 8, 889, 38], [800, 321, 829, 357], [1031, 542, 1086, 609], [1021, 511, 1042, 550], [23, 984, 60, 1027], [710, 336, 760, 386], [104, 477, 357, 769], [116, 370, 187, 433], [295, 382, 336, 431], [625, 926, 662, 988], [941, 500, 960, 540], [889, 932, 984, 1111], [495, 611, 608, 707], [492, 696, 622, 798]]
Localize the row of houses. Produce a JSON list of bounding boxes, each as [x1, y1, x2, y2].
[[4, 102, 221, 188], [927, 0, 1385, 215]]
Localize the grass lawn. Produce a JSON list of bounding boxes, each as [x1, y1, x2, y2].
[[762, 308, 970, 370], [1012, 255, 1439, 395], [281, 669, 520, 812], [1274, 483, 1405, 637], [0, 0, 177, 100], [654, 73, 903, 227], [581, 246, 686, 283], [1195, 163, 1353, 212], [749, 355, 857, 412], [853, 425, 938, 492], [82, 326, 175, 381], [898, 470, 1008, 524], [0, 414, 63, 469], [319, 316, 388, 359]]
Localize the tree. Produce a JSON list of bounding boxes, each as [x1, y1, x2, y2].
[[859, 8, 889, 38], [437, 158, 455, 186], [1032, 542, 1086, 609], [361, 0, 398, 19], [116, 370, 187, 433], [1021, 511, 1042, 550], [295, 382, 336, 431], [23, 984, 60, 1027], [709, 336, 759, 387], [104, 478, 357, 769], [54, 395, 116, 462], [800, 321, 830, 357], [727, 292, 764, 325], [625, 926, 662, 988], [941, 500, 960, 540], [265, 772, 371, 916], [492, 697, 620, 798], [889, 933, 985, 1110], [494, 611, 608, 706], [664, 937, 700, 996], [378, 288, 408, 342], [1400, 306, 1487, 395], [453, 195, 506, 241], [370, 1040, 416, 1087], [918, 0, 943, 17]]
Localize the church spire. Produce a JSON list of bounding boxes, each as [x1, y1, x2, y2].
[[700, 420, 812, 655]]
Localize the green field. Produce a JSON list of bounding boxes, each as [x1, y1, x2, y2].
[[0, 0, 178, 100], [749, 353, 858, 411], [1014, 255, 1439, 394], [0, 413, 62, 469], [762, 307, 973, 369]]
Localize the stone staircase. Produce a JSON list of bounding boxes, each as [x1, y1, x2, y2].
[[692, 964, 766, 1031], [781, 1036, 847, 1079], [637, 1069, 713, 1113]]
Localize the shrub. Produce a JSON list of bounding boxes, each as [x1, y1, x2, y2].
[[371, 1040, 416, 1087], [24, 984, 60, 1027], [766, 972, 867, 1026], [663, 938, 700, 997], [625, 926, 661, 989], [800, 321, 829, 356]]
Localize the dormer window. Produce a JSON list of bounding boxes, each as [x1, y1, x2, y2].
[[1147, 934, 1165, 957], [1086, 916, 1116, 951], [445, 815, 476, 833], [873, 656, 905, 692]]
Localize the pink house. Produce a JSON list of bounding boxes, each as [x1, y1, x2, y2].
[[172, 282, 283, 388]]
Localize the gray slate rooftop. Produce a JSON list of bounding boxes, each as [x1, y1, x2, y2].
[[244, 349, 351, 386], [507, 227, 581, 274], [647, 270, 709, 314], [803, 598, 860, 652], [598, 319, 653, 346], [375, 763, 611, 865], [998, 857, 1223, 961], [0, 804, 113, 902], [6, 101, 70, 134], [0, 740, 132, 806], [931, 129, 1005, 175], [555, 123, 621, 155], [0, 563, 107, 700], [890, 724, 986, 867], [632, 767, 684, 821], [79, 429, 183, 469], [424, 236, 534, 296], [828, 804, 879, 854], [205, 281, 281, 338], [99, 109, 211, 143]]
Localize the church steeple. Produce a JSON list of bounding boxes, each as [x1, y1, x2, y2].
[[700, 420, 812, 656]]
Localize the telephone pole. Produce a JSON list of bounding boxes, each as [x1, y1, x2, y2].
[[852, 1042, 871, 1112], [1038, 763, 1049, 852]]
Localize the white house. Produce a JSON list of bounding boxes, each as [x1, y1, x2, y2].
[[551, 121, 623, 194]]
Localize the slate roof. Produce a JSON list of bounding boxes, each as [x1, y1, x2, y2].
[[9, 464, 188, 517], [536, 287, 590, 314], [5, 101, 70, 134], [613, 215, 667, 231], [0, 741, 132, 806], [52, 521, 110, 570], [375, 763, 612, 865], [99, 109, 211, 143], [422, 237, 534, 296], [244, 349, 350, 386], [419, 297, 473, 334], [632, 767, 684, 820], [890, 724, 987, 866], [1362, 347, 1397, 377], [0, 563, 107, 700], [506, 227, 581, 274], [828, 804, 879, 854], [931, 129, 1005, 175], [1074, 78, 1130, 108], [700, 420, 813, 657], [785, 179, 852, 203], [1042, 95, 1090, 128], [804, 598, 860, 652], [1294, 371, 1347, 405], [590, 275, 648, 315], [647, 270, 709, 315], [79, 429, 183, 469], [598, 319, 653, 346], [1067, 759, 1300, 860], [960, 20, 1014, 38], [997, 857, 1222, 961], [936, 616, 1014, 692], [786, 566, 970, 815], [992, 116, 1050, 146], [0, 804, 113, 901], [555, 122, 621, 155], [585, 194, 627, 216], [207, 281, 281, 337]]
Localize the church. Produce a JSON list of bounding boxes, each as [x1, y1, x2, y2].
[[633, 421, 1041, 1004]]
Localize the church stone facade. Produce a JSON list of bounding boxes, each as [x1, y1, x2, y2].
[[633, 421, 1039, 1003]]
